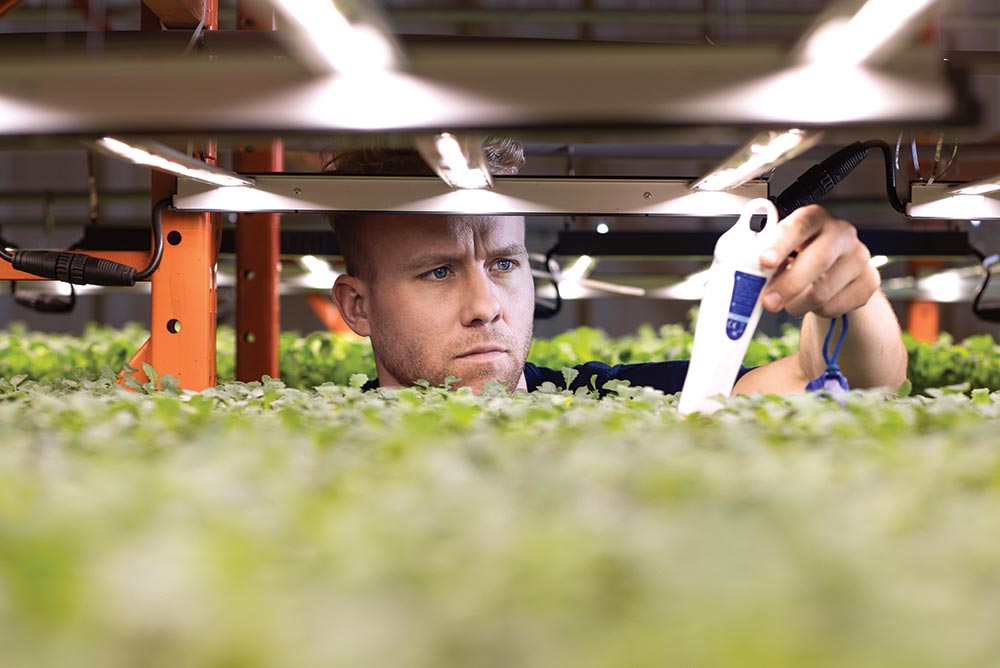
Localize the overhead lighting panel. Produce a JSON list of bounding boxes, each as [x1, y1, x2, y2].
[[173, 175, 769, 215], [94, 138, 254, 188], [690, 129, 821, 192], [798, 0, 942, 67], [265, 0, 403, 75], [949, 177, 1000, 197], [414, 133, 493, 190], [909, 183, 1000, 220]]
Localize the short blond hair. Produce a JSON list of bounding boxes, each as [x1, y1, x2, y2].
[[323, 137, 525, 282]]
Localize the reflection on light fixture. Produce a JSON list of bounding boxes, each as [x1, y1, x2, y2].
[[690, 129, 821, 192], [800, 0, 940, 67], [297, 254, 339, 289], [949, 178, 1000, 197], [651, 267, 713, 301], [561, 255, 594, 284], [415, 133, 493, 190], [554, 253, 645, 299], [870, 255, 890, 269], [267, 0, 401, 75], [300, 254, 329, 274], [94, 138, 254, 187], [918, 268, 967, 303], [558, 255, 596, 300]]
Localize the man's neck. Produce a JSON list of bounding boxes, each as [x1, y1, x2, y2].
[[515, 371, 527, 391], [371, 362, 528, 393]]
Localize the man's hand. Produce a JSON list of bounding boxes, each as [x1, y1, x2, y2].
[[758, 204, 881, 317], [732, 203, 907, 396]]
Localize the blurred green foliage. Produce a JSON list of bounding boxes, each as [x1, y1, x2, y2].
[[1, 375, 1000, 666], [2, 322, 1000, 395]]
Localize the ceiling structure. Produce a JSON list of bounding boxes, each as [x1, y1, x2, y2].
[[2, 0, 1000, 338], [0, 0, 995, 141]]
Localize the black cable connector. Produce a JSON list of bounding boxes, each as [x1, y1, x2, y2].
[[772, 140, 907, 219], [0, 195, 171, 286], [12, 250, 136, 286]]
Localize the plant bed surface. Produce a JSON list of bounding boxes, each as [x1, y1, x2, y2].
[[3, 322, 1000, 395], [1, 373, 999, 667]]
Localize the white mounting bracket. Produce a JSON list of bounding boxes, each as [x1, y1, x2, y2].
[[907, 183, 1000, 220], [173, 176, 769, 217]]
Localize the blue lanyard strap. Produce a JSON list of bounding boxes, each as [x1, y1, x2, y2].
[[823, 313, 849, 370], [806, 314, 850, 400]]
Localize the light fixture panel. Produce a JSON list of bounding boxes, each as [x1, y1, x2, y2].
[[174, 175, 769, 216], [690, 129, 822, 192], [94, 137, 254, 188], [908, 183, 1000, 220]]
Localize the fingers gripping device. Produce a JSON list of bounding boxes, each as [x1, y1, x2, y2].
[[678, 198, 851, 415]]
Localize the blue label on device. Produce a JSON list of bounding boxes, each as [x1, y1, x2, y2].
[[726, 271, 767, 340]]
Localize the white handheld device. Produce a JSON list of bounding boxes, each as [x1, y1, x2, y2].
[[678, 198, 782, 415]]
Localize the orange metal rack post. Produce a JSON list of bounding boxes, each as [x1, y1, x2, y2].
[[906, 259, 942, 343], [121, 0, 221, 391], [0, 196, 221, 392], [123, 170, 221, 391], [0, 0, 23, 18], [907, 300, 941, 343], [232, 143, 282, 380], [306, 293, 353, 334], [233, 0, 282, 382]]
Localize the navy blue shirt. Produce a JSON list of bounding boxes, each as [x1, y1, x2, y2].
[[363, 361, 753, 395], [525, 360, 691, 394]]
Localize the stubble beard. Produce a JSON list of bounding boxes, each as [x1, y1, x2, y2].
[[372, 320, 534, 393]]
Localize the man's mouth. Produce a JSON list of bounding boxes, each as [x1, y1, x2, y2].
[[456, 346, 508, 363]]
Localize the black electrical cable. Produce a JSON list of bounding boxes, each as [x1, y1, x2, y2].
[[11, 280, 78, 314], [0, 195, 170, 285], [972, 253, 1000, 322], [134, 196, 169, 281], [772, 140, 907, 219], [534, 242, 563, 319], [964, 232, 1000, 322]]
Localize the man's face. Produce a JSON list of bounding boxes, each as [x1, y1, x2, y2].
[[336, 215, 535, 393]]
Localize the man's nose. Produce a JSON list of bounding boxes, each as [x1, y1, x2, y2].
[[461, 269, 503, 326]]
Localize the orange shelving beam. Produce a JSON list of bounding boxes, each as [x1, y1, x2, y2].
[[121, 0, 221, 391], [233, 0, 282, 382]]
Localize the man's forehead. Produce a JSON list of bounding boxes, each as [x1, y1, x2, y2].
[[364, 214, 525, 244], [363, 212, 521, 227]]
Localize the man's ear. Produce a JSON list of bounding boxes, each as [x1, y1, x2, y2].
[[332, 274, 372, 337]]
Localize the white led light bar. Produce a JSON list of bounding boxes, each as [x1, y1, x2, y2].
[[264, 0, 402, 75], [949, 177, 1000, 197], [173, 175, 769, 216], [0, 42, 959, 137], [799, 0, 941, 67], [689, 129, 821, 192], [95, 138, 254, 188], [414, 133, 493, 190], [908, 183, 1000, 220]]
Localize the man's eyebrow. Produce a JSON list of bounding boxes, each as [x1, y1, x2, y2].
[[489, 243, 529, 259], [403, 244, 528, 273], [404, 252, 461, 273]]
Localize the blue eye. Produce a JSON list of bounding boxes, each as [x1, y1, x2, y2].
[[431, 266, 450, 280], [495, 259, 513, 271]]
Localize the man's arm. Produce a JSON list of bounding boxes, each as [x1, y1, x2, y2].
[[732, 205, 908, 396]]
